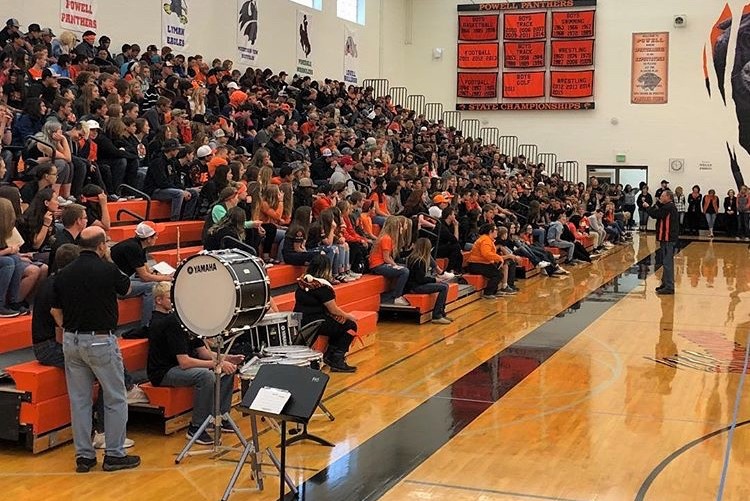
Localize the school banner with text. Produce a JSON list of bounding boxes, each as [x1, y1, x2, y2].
[[296, 10, 314, 76], [237, 0, 260, 66], [503, 72, 546, 98], [551, 39, 594, 66], [551, 10, 595, 38], [458, 15, 499, 41], [503, 12, 547, 40], [504, 41, 546, 68], [162, 0, 189, 53], [60, 0, 98, 33], [550, 70, 594, 98], [343, 27, 359, 84], [457, 43, 500, 69], [631, 32, 669, 104], [457, 72, 498, 98]]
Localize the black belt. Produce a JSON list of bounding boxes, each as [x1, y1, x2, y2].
[[71, 330, 114, 336]]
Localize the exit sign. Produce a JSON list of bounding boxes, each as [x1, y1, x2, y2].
[[616, 154, 627, 163]]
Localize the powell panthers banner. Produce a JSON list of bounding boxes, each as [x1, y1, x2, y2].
[[237, 0, 260, 65], [296, 10, 314, 76], [343, 28, 359, 84], [60, 0, 98, 33], [631, 32, 669, 104], [162, 0, 189, 53]]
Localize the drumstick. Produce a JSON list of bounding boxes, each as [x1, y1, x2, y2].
[[176, 226, 181, 263]]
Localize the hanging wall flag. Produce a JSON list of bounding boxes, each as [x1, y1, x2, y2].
[[344, 27, 359, 84], [631, 32, 669, 104], [457, 43, 500, 69], [161, 0, 189, 53], [458, 15, 500, 41], [296, 10, 314, 76], [503, 72, 546, 98], [60, 0, 98, 32], [551, 10, 595, 38], [550, 70, 594, 98], [504, 41, 546, 68], [457, 72, 498, 98], [551, 39, 594, 66], [237, 0, 260, 65], [503, 12, 547, 40]]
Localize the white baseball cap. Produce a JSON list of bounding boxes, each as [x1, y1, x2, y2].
[[196, 145, 213, 158], [84, 119, 100, 130]]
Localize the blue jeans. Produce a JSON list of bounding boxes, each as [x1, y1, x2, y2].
[[548, 239, 575, 263], [120, 277, 154, 326], [0, 254, 23, 307], [705, 213, 717, 232], [62, 332, 127, 459], [152, 188, 200, 220], [532, 228, 546, 246], [371, 263, 409, 301], [410, 282, 449, 318], [159, 366, 234, 427]]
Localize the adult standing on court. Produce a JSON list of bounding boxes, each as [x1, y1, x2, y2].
[[643, 190, 679, 295], [51, 226, 141, 473]]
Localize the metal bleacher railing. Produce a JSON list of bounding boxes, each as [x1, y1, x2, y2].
[[361, 78, 581, 183]]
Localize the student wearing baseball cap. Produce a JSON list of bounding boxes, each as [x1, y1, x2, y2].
[[110, 221, 171, 326], [0, 18, 20, 48]]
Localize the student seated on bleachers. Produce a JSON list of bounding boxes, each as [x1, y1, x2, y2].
[[0, 198, 29, 317], [78, 184, 111, 231], [466, 223, 514, 299], [546, 211, 576, 265], [282, 206, 328, 266], [368, 216, 410, 305], [204, 206, 248, 251], [147, 282, 243, 446], [405, 238, 452, 324]]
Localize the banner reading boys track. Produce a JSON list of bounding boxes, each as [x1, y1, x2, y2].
[[60, 0, 98, 32], [503, 72, 546, 98], [504, 41, 546, 68], [504, 12, 547, 40], [458, 15, 499, 41], [457, 72, 498, 98], [237, 0, 260, 65], [550, 70, 594, 98], [551, 39, 594, 66], [161, 0, 189, 53], [551, 10, 595, 38], [457, 43, 500, 69], [631, 32, 669, 104]]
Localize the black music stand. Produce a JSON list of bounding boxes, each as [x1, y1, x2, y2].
[[222, 364, 330, 501]]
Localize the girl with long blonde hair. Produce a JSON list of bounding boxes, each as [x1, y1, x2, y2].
[[368, 215, 410, 305]]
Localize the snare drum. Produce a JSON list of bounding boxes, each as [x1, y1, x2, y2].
[[246, 312, 302, 349], [172, 249, 270, 338], [263, 346, 324, 369]]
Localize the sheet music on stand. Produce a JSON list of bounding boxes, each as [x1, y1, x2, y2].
[[249, 386, 291, 415]]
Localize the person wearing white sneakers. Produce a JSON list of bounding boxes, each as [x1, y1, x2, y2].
[[368, 216, 410, 306]]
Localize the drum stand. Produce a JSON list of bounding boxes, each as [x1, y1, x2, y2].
[[175, 334, 248, 463]]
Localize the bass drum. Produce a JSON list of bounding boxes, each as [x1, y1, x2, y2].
[[172, 249, 270, 338]]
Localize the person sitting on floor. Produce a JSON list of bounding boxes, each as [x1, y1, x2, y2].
[[405, 238, 452, 324], [293, 254, 359, 373]]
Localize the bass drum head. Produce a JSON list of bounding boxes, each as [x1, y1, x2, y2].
[[173, 254, 236, 337]]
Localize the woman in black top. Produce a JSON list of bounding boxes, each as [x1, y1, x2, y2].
[[205, 206, 246, 251], [405, 238, 451, 324], [685, 185, 703, 235], [435, 207, 463, 274], [636, 186, 653, 232], [16, 187, 58, 260], [293, 255, 358, 372], [725, 189, 739, 238]]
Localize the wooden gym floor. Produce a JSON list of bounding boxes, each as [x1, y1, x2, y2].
[[2, 236, 750, 501]]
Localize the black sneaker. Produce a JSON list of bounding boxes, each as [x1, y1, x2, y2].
[[186, 425, 214, 445], [0, 307, 20, 318], [102, 454, 141, 471], [8, 302, 29, 315], [76, 456, 97, 473], [323, 357, 357, 373]]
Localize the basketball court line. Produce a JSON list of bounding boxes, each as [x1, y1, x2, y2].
[[402, 479, 588, 501]]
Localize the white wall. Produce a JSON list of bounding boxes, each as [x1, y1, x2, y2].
[[381, 0, 749, 195], [0, 0, 385, 82]]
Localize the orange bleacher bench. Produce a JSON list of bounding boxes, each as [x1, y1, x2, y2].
[[108, 221, 204, 245], [108, 200, 172, 223]]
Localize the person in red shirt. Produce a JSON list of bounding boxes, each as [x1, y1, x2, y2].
[[368, 216, 409, 305], [312, 184, 337, 219]]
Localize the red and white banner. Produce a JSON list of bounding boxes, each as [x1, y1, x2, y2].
[[60, 0, 98, 33]]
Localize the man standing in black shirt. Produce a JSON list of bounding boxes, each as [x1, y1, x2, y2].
[[48, 204, 86, 271], [110, 221, 172, 326], [147, 282, 242, 445], [51, 226, 140, 473], [643, 190, 680, 295]]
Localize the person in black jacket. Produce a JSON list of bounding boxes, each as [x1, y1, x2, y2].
[[435, 208, 463, 274], [644, 190, 679, 295], [405, 238, 451, 324], [95, 121, 138, 194], [143, 139, 198, 220]]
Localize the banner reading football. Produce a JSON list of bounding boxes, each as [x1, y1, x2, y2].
[[162, 0, 189, 53], [343, 27, 359, 84], [551, 10, 595, 38], [550, 70, 594, 98], [631, 32, 668, 104], [296, 10, 314, 75], [503, 72, 546, 98], [458, 15, 499, 41], [457, 72, 498, 98], [60, 0, 98, 32], [551, 40, 594, 66], [504, 13, 547, 40], [237, 0, 260, 65], [457, 43, 499, 69], [504, 42, 546, 68]]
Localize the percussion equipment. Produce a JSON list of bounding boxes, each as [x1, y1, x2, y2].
[[172, 249, 270, 338], [239, 347, 324, 380], [245, 312, 302, 349]]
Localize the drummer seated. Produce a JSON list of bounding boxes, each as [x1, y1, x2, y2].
[[294, 255, 358, 373], [146, 282, 244, 446]]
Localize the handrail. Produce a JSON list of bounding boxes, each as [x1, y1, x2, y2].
[[346, 178, 371, 195], [221, 237, 257, 256], [116, 208, 145, 223], [116, 184, 152, 220]]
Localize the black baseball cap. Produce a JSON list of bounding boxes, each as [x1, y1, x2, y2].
[[163, 139, 181, 151]]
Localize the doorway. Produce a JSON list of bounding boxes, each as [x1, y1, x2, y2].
[[587, 165, 649, 226]]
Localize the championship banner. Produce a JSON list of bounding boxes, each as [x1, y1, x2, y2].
[[457, 72, 498, 98], [343, 28, 359, 84], [60, 0, 98, 32], [504, 41, 546, 68], [237, 0, 260, 65], [551, 10, 595, 38], [457, 43, 500, 69], [296, 10, 314, 75], [551, 39, 594, 66], [458, 15, 500, 41], [503, 13, 547, 40], [631, 32, 669, 104], [550, 70, 594, 98], [502, 72, 546, 98], [162, 0, 189, 53]]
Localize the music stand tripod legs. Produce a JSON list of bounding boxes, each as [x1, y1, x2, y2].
[[175, 336, 248, 463]]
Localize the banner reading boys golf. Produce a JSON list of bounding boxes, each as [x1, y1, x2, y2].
[[60, 0, 98, 32], [237, 0, 260, 65], [344, 27, 359, 84], [296, 10, 314, 76], [162, 0, 189, 53]]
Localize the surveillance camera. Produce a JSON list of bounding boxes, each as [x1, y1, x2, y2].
[[674, 15, 687, 28]]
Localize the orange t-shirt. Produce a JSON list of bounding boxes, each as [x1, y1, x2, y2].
[[259, 201, 283, 224], [359, 213, 374, 235], [312, 196, 333, 219], [368, 234, 393, 268], [207, 157, 227, 177], [368, 193, 389, 215]]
